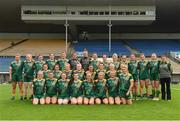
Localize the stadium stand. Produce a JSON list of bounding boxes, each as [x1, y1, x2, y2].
[[127, 39, 180, 56], [0, 39, 25, 52], [0, 39, 69, 56], [0, 56, 14, 72], [73, 39, 130, 55]]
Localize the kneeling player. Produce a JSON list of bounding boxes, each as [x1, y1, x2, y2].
[[82, 73, 95, 105], [56, 73, 70, 105], [69, 73, 83, 105], [106, 71, 121, 104], [118, 65, 134, 105], [32, 71, 45, 105], [45, 72, 57, 104], [94, 72, 108, 104]]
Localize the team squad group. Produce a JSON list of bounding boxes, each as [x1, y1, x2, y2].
[[10, 50, 172, 105]]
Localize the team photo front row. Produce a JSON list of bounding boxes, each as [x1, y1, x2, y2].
[[9, 51, 173, 105]]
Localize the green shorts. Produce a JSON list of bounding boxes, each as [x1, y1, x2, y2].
[[58, 95, 69, 99], [150, 73, 159, 81], [108, 93, 118, 98], [34, 94, 45, 99], [12, 74, 22, 82], [95, 94, 107, 99], [119, 90, 132, 100], [132, 74, 138, 81], [70, 96, 83, 99], [84, 95, 95, 99], [45, 94, 57, 98], [23, 75, 33, 82], [139, 74, 149, 80]]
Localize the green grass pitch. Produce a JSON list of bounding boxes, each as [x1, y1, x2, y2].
[[0, 84, 180, 120]]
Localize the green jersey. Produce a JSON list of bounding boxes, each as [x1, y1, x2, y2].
[[73, 70, 85, 80], [56, 59, 69, 71], [22, 60, 34, 78], [69, 80, 83, 97], [10, 60, 23, 76], [128, 60, 139, 81], [82, 80, 94, 98], [117, 70, 123, 77], [113, 61, 120, 70], [90, 60, 99, 71], [56, 79, 70, 99], [103, 61, 109, 70], [138, 60, 149, 80], [105, 70, 117, 79], [118, 73, 133, 92], [42, 70, 50, 79], [85, 71, 96, 80], [10, 60, 23, 81], [95, 69, 106, 79], [33, 78, 45, 98], [128, 60, 138, 75], [120, 61, 128, 66], [46, 59, 57, 70], [118, 73, 133, 99], [33, 60, 45, 75], [45, 78, 57, 97], [53, 70, 62, 79], [106, 77, 119, 97], [94, 79, 107, 98], [149, 60, 160, 74], [63, 70, 73, 80]]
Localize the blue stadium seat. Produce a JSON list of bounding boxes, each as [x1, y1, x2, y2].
[[73, 39, 130, 56], [127, 39, 180, 56], [0, 57, 14, 72]]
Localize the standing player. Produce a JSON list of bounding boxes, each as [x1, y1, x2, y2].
[[85, 65, 96, 80], [69, 73, 83, 105], [102, 54, 109, 70], [46, 53, 57, 70], [138, 54, 150, 99], [53, 64, 62, 79], [82, 73, 95, 105], [45, 72, 57, 104], [33, 55, 45, 78], [95, 63, 106, 79], [94, 72, 108, 104], [56, 73, 70, 105], [117, 64, 124, 78], [106, 63, 117, 79], [68, 52, 80, 70], [90, 53, 99, 71], [80, 50, 90, 71], [118, 64, 134, 105], [112, 53, 120, 70], [9, 54, 23, 100], [120, 55, 128, 66], [73, 63, 85, 80], [56, 52, 69, 71], [63, 63, 73, 80], [42, 64, 50, 80], [149, 53, 160, 100], [128, 54, 139, 100], [32, 71, 45, 105], [23, 54, 34, 100], [106, 71, 120, 104]]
